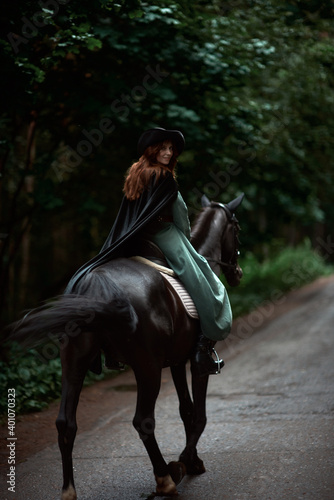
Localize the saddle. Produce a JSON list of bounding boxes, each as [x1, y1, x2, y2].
[[95, 240, 199, 374], [135, 239, 170, 268], [132, 240, 198, 320]]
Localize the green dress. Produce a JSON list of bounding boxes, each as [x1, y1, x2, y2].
[[151, 192, 232, 341]]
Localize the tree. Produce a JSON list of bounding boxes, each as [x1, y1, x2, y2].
[[1, 0, 334, 326]]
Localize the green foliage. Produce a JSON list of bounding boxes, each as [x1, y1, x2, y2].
[[0, 342, 107, 418], [1, 0, 334, 324], [228, 240, 334, 318], [0, 343, 62, 415]]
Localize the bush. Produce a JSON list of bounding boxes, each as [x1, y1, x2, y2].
[[228, 240, 333, 318], [0, 342, 106, 419], [0, 343, 62, 416]]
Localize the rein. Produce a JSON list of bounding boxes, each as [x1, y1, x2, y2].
[[205, 256, 239, 271]]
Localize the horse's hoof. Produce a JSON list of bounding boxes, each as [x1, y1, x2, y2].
[[187, 460, 206, 475], [179, 454, 206, 475], [155, 473, 178, 496], [167, 461, 186, 485], [61, 484, 77, 500]]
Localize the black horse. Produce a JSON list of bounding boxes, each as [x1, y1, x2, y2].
[[9, 193, 243, 499]]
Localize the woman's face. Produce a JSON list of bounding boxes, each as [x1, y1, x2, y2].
[[156, 141, 173, 166]]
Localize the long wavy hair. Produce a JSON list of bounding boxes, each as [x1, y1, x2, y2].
[[123, 141, 179, 201]]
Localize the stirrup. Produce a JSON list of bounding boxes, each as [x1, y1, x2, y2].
[[212, 347, 225, 374], [193, 347, 225, 377]]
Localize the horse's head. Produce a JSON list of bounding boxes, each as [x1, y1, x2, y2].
[[200, 193, 244, 287]]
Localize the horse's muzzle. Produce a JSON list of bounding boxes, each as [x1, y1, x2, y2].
[[227, 266, 243, 287]]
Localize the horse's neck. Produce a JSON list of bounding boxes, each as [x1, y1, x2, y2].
[[191, 209, 224, 275]]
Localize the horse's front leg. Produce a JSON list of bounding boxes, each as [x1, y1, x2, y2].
[[133, 364, 184, 496], [178, 361, 209, 475]]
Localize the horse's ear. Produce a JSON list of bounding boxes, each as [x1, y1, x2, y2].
[[225, 193, 244, 213], [201, 195, 211, 207]]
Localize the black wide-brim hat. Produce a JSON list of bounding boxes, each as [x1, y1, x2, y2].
[[137, 127, 185, 157]]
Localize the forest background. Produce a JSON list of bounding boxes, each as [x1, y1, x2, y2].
[[1, 0, 334, 331]]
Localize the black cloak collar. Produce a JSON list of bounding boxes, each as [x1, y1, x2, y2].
[[65, 172, 178, 293]]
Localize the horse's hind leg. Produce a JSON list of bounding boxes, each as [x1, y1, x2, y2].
[[56, 344, 92, 500]]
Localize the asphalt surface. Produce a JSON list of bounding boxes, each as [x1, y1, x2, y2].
[[1, 276, 334, 500]]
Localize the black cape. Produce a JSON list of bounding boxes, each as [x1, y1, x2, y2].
[[65, 173, 178, 293]]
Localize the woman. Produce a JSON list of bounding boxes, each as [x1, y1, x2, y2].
[[65, 127, 232, 376]]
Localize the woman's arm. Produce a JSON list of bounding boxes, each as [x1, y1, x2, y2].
[[172, 192, 191, 240]]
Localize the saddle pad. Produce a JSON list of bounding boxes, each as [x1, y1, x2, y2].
[[130, 256, 198, 319], [159, 273, 199, 320]]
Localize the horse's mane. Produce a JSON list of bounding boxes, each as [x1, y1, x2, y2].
[[190, 207, 216, 246]]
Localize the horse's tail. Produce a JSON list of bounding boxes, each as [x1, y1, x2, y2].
[[5, 277, 138, 350]]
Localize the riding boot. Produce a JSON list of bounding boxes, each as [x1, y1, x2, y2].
[[193, 333, 224, 377]]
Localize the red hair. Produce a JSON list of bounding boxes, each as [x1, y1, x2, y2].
[[123, 141, 178, 200]]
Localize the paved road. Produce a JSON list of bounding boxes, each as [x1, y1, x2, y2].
[[2, 276, 334, 499]]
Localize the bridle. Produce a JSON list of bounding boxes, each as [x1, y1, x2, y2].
[[205, 203, 241, 275]]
